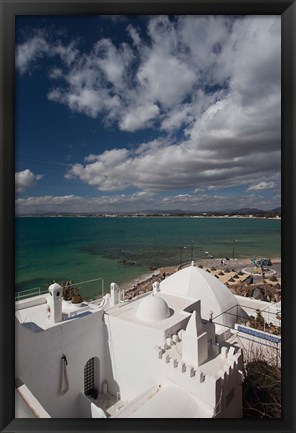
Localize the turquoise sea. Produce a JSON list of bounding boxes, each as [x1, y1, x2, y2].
[[15, 217, 281, 299]]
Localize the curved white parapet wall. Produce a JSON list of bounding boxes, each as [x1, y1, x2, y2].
[[136, 294, 171, 322]]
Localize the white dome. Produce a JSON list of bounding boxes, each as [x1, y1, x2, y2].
[[160, 265, 238, 328], [136, 294, 171, 322]]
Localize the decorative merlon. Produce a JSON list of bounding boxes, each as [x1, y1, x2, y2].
[[178, 362, 186, 373], [172, 334, 179, 343], [228, 347, 235, 357], [172, 359, 178, 368], [186, 365, 195, 377], [221, 346, 228, 359], [177, 330, 183, 341]]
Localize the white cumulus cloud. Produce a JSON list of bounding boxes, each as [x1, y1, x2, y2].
[[16, 16, 281, 208], [15, 169, 43, 192]]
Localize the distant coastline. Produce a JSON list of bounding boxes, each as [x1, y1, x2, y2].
[[17, 215, 281, 220], [16, 210, 281, 220]]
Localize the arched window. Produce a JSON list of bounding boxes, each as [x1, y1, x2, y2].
[[84, 357, 99, 399]]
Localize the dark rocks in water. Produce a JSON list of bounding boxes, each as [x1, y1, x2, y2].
[[119, 259, 139, 266], [225, 268, 231, 273]]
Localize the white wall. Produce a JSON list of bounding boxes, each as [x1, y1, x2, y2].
[[235, 295, 281, 327], [104, 314, 168, 402], [15, 310, 110, 418], [15, 302, 243, 418], [104, 313, 243, 418], [160, 348, 243, 418]]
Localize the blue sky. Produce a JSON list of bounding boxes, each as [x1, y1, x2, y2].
[[15, 15, 281, 213]]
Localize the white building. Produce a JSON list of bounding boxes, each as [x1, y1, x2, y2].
[[15, 263, 251, 418]]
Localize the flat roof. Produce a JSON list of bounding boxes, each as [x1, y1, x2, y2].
[[15, 300, 102, 331], [106, 292, 199, 329], [113, 384, 212, 418]]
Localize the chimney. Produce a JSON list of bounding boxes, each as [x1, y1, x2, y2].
[[153, 281, 160, 293], [48, 283, 63, 323], [110, 283, 120, 306]]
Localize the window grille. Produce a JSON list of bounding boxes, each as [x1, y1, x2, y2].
[[84, 357, 95, 395]]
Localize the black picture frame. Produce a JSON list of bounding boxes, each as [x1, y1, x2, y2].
[[0, 1, 295, 432]]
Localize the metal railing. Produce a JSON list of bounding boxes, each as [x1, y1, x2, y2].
[[15, 287, 48, 301], [15, 276, 104, 302]]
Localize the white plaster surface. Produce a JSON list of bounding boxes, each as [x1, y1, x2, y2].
[[15, 294, 47, 311], [114, 384, 212, 418], [136, 294, 171, 321], [160, 265, 239, 327], [15, 266, 246, 419], [15, 307, 116, 418]]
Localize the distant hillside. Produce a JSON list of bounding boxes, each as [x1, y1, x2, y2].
[[141, 207, 281, 216], [271, 207, 281, 213], [17, 207, 281, 217], [223, 207, 280, 215]]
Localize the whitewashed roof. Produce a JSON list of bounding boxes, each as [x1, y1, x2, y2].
[[136, 294, 171, 322], [113, 384, 212, 418], [160, 264, 238, 327]]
